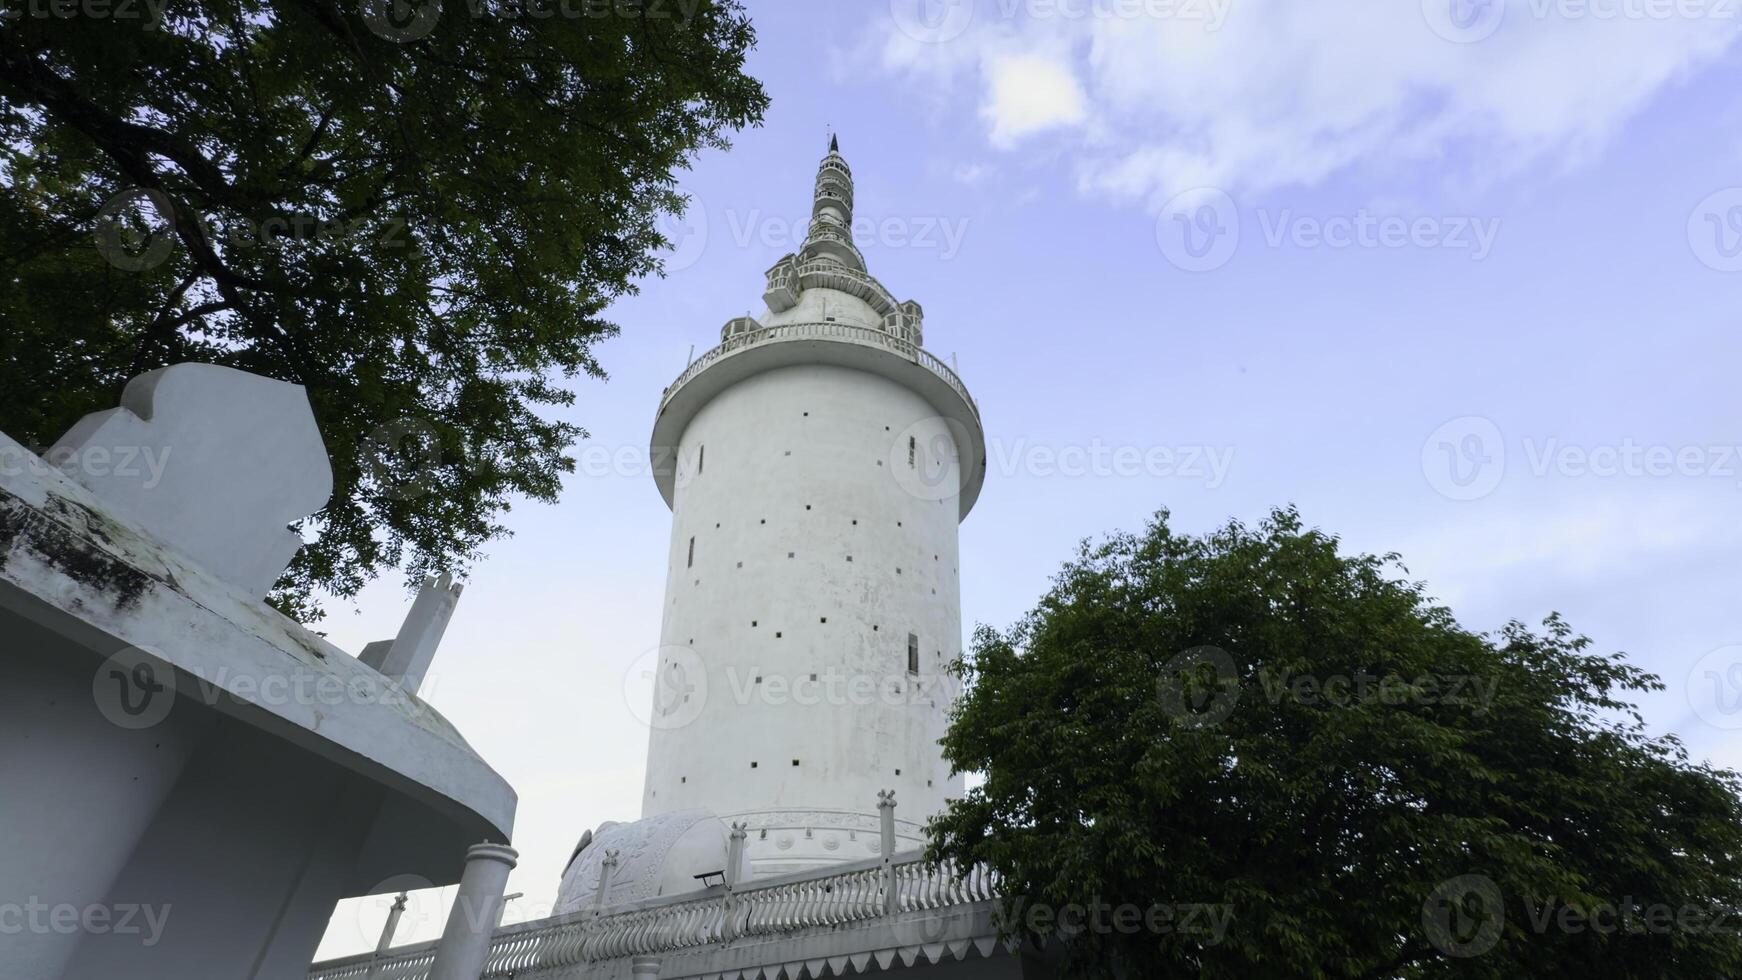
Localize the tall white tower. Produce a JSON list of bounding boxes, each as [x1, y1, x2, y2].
[[640, 138, 986, 877]]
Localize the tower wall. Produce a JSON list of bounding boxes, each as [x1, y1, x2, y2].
[[641, 362, 967, 874]]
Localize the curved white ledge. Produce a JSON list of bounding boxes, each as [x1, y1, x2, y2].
[[650, 322, 986, 520]]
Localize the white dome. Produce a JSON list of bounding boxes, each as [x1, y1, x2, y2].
[[553, 809, 745, 914]]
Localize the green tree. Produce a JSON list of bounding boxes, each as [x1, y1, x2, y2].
[[0, 0, 766, 618], [929, 508, 1742, 978]]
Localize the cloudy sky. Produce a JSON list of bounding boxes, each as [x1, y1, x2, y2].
[[317, 0, 1742, 958]]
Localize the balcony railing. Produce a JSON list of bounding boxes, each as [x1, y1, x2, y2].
[[660, 321, 978, 424], [307, 855, 999, 980]]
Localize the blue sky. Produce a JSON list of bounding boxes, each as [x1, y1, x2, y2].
[[317, 0, 1742, 956]]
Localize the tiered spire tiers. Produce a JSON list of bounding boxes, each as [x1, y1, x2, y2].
[[750, 138, 925, 347]]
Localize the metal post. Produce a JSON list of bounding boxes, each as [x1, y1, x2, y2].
[[878, 790, 898, 916], [427, 842, 518, 980]]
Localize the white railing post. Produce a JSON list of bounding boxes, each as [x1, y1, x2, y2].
[[594, 849, 620, 913], [723, 822, 746, 943], [877, 790, 898, 916]]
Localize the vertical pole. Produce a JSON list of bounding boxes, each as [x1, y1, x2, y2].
[[723, 822, 747, 942], [427, 842, 518, 980], [376, 893, 408, 953], [365, 892, 409, 979], [594, 849, 621, 912], [878, 790, 898, 916]]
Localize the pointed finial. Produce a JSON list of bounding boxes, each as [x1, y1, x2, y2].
[[829, 133, 839, 154]]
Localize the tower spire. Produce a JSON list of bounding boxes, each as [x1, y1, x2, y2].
[[802, 135, 863, 272]]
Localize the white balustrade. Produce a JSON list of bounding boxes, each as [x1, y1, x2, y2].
[[308, 855, 1000, 980]]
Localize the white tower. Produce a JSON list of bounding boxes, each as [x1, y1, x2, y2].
[[640, 138, 986, 876]]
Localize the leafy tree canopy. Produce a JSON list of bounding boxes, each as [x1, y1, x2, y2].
[[929, 508, 1742, 978], [0, 0, 767, 618]]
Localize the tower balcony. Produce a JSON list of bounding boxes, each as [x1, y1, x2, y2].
[[801, 221, 866, 271], [652, 319, 985, 519], [814, 175, 854, 212], [818, 155, 852, 182]]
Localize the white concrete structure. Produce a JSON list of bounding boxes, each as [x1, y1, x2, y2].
[[638, 137, 986, 876], [0, 364, 515, 979], [307, 138, 1023, 980]]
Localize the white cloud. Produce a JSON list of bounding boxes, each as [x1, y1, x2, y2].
[[876, 0, 1741, 207], [982, 51, 1090, 145]]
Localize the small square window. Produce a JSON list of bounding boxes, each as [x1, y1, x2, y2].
[[751, 761, 758, 768], [791, 759, 800, 766]]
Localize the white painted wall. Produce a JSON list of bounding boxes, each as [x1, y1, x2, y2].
[[641, 349, 969, 874]]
